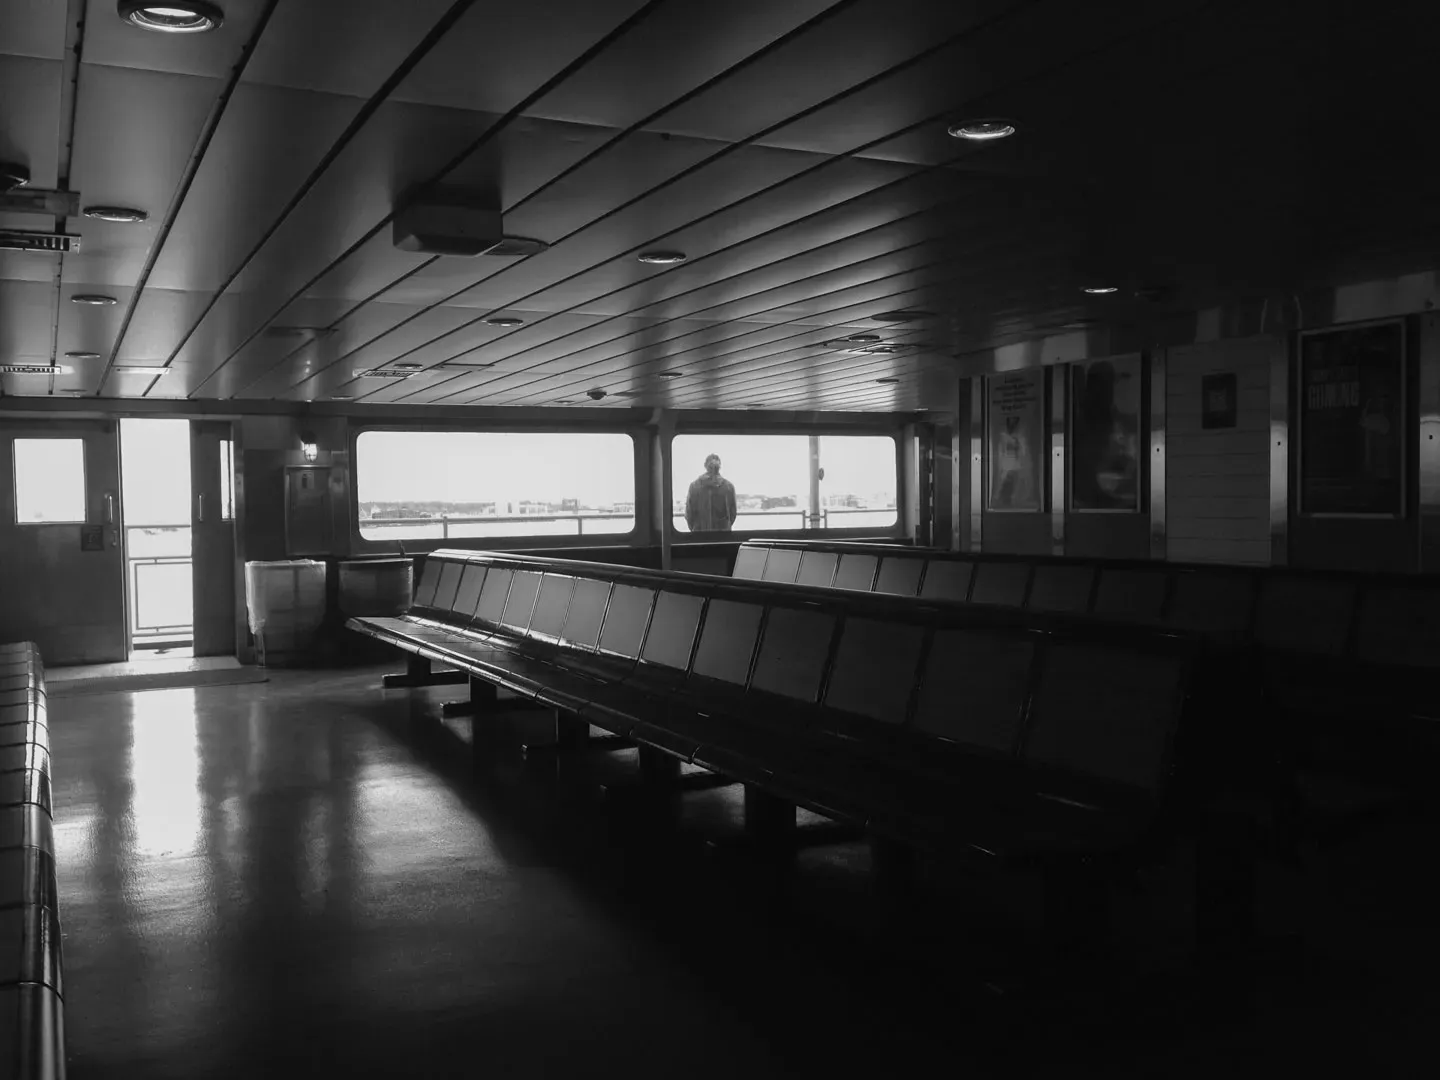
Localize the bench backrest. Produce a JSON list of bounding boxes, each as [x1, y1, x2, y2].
[[410, 550, 1196, 802], [733, 540, 1435, 674]]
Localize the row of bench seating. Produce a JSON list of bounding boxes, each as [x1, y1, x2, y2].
[[351, 549, 1212, 878], [734, 539, 1440, 791], [0, 642, 64, 1080]]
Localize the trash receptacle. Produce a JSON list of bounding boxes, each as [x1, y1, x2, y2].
[[245, 560, 326, 667]]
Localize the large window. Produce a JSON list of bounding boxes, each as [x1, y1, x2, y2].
[[13, 438, 86, 524], [356, 430, 636, 541], [671, 434, 897, 534]]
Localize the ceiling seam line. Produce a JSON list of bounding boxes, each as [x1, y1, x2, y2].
[[343, 1, 1048, 404], [155, 0, 483, 385], [242, 0, 872, 398], [305, 177, 971, 398], [195, 0, 673, 397], [388, 0, 1226, 407], [95, 0, 281, 395]]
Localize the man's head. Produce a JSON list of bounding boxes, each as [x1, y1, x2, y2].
[[704, 454, 721, 477]]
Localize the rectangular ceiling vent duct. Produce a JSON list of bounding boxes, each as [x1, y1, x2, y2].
[[392, 188, 547, 257], [0, 229, 81, 253], [352, 369, 415, 379], [0, 364, 65, 374]]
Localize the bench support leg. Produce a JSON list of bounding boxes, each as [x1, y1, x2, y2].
[[638, 745, 681, 788], [554, 711, 590, 756], [383, 654, 469, 688], [743, 785, 795, 854], [469, 677, 501, 772]]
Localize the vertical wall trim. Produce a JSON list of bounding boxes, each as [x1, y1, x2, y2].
[[1268, 335, 1290, 566], [1048, 364, 1066, 556], [969, 377, 984, 551], [1418, 313, 1440, 571], [1149, 349, 1167, 560]]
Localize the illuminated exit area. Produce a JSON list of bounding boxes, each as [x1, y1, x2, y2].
[[120, 418, 193, 655]]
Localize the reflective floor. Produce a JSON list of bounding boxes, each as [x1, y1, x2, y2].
[[49, 668, 1440, 1078], [50, 671, 798, 1077]]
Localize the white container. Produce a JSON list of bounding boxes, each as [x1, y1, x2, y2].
[[337, 558, 413, 617], [245, 560, 326, 656]]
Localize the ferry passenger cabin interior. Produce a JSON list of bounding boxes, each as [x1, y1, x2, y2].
[[2, 2, 1438, 1076]]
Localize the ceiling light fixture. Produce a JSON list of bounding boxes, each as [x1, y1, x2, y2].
[[112, 366, 169, 376], [1083, 286, 1119, 295], [637, 250, 687, 265], [328, 393, 355, 400], [948, 119, 1016, 141], [117, 2, 225, 34], [0, 364, 69, 375], [83, 205, 149, 223], [484, 316, 523, 327], [875, 377, 900, 384], [392, 363, 423, 370], [65, 351, 101, 359], [484, 237, 549, 257], [656, 371, 683, 379], [845, 334, 881, 343], [1, 162, 31, 190], [71, 294, 118, 306], [871, 310, 933, 323]]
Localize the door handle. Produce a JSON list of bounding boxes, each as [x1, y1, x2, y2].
[[198, 493, 205, 523], [103, 493, 114, 524]]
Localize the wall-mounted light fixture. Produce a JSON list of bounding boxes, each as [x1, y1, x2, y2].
[[300, 431, 319, 463]]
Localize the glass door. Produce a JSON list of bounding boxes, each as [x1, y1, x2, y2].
[[190, 420, 237, 657]]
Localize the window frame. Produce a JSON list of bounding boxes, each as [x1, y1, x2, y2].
[[12, 437, 88, 525], [666, 426, 905, 543], [349, 423, 645, 554]]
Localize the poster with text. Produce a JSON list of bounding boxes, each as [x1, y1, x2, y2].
[[987, 370, 1044, 511], [1070, 356, 1141, 512], [1300, 321, 1404, 516]]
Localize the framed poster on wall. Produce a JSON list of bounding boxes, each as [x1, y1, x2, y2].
[[1070, 355, 1141, 512], [986, 369, 1044, 511], [1298, 319, 1405, 517]]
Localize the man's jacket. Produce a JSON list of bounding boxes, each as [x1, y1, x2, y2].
[[685, 473, 737, 531]]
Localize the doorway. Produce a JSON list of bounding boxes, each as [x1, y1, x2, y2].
[[118, 418, 238, 660], [120, 419, 193, 656]]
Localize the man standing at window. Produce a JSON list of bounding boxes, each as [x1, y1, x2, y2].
[[685, 453, 737, 532]]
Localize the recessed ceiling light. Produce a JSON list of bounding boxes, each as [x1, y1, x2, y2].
[[65, 351, 101, 359], [392, 363, 423, 370], [947, 119, 1016, 141], [555, 398, 576, 403], [1083, 286, 1119, 295], [656, 371, 683, 378], [871, 310, 933, 323], [845, 334, 880, 343], [875, 377, 900, 384], [328, 393, 355, 400], [484, 236, 549, 257], [118, 2, 224, 34], [71, 294, 118, 306], [83, 205, 148, 223], [484, 316, 523, 327], [112, 366, 169, 376], [863, 344, 911, 354], [637, 250, 687, 265]]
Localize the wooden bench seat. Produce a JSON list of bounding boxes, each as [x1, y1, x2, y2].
[[352, 551, 1202, 870], [0, 643, 65, 1080]]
